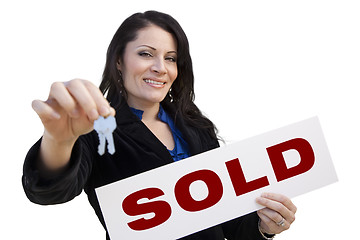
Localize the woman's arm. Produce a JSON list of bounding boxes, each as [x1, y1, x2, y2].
[[22, 78, 115, 204]]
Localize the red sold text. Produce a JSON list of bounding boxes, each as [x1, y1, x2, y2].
[[122, 138, 315, 231]]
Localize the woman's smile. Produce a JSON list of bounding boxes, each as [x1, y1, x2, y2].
[[143, 78, 166, 88]]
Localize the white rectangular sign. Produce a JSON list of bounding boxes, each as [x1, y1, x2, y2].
[[96, 117, 337, 240]]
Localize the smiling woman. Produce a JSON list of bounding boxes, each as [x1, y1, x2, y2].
[[22, 10, 296, 240], [117, 25, 178, 109]]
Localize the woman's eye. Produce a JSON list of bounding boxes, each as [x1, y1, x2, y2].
[[139, 51, 152, 57], [166, 56, 177, 62]]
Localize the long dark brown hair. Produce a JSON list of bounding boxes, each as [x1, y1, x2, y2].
[[99, 10, 218, 140]]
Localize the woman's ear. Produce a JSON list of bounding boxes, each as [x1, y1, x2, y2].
[[116, 59, 122, 71]]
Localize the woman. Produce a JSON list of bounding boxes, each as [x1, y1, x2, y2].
[[23, 11, 296, 239]]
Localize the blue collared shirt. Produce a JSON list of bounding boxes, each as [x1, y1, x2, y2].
[[130, 106, 190, 161]]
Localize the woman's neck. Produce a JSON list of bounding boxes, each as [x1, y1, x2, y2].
[[128, 100, 160, 122]]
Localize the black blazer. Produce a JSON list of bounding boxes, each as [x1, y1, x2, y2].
[[22, 101, 264, 240]]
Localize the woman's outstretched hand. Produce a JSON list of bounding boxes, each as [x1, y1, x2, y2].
[[31, 79, 115, 169], [256, 192, 297, 235]]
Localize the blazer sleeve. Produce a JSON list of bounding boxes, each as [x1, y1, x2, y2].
[[221, 212, 266, 240], [22, 136, 94, 205]]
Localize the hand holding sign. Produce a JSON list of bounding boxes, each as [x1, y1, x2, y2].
[[257, 193, 297, 235]]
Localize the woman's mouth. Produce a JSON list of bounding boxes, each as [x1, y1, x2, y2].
[[144, 79, 166, 88]]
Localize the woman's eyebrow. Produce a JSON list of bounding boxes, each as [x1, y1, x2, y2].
[[137, 45, 177, 54], [137, 44, 156, 50]]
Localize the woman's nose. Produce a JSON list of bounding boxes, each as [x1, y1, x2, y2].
[[151, 58, 167, 74]]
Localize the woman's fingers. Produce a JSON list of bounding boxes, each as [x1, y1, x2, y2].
[[263, 192, 297, 213], [48, 79, 112, 121], [48, 81, 81, 118], [82, 80, 113, 117], [258, 207, 290, 230], [32, 99, 61, 120], [257, 192, 297, 221], [63, 79, 99, 120]]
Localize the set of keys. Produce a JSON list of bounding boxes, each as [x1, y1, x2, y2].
[[94, 115, 117, 156]]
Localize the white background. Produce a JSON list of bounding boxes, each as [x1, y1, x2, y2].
[[0, 0, 358, 239]]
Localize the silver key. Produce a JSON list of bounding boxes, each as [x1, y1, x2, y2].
[[94, 115, 117, 155], [97, 132, 106, 155], [105, 130, 115, 154]]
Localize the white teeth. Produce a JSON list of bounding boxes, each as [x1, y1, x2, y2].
[[144, 79, 165, 85]]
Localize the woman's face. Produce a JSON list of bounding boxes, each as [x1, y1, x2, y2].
[[118, 25, 178, 109]]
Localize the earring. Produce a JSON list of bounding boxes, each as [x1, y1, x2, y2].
[[117, 70, 122, 82], [117, 70, 124, 94], [168, 88, 174, 102]]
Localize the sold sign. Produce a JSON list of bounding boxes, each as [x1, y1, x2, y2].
[[96, 117, 337, 240]]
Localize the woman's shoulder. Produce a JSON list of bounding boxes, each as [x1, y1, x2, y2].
[[162, 103, 219, 154]]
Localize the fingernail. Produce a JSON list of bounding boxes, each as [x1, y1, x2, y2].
[[99, 106, 110, 116], [256, 197, 266, 204]]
